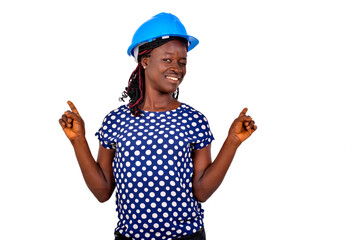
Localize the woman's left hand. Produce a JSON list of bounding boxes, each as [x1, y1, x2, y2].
[[228, 108, 257, 145]]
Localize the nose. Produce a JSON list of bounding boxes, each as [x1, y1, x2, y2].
[[169, 62, 181, 74]]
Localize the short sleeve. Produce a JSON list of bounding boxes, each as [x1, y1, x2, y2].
[[191, 114, 215, 150], [95, 111, 118, 150]]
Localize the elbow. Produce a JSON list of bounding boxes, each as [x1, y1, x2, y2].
[[97, 196, 110, 203], [196, 196, 208, 203], [93, 187, 114, 203], [193, 188, 211, 203]]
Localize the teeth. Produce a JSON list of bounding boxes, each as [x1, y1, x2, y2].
[[167, 76, 179, 81]]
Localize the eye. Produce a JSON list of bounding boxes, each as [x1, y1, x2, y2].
[[180, 61, 187, 66], [162, 58, 171, 63]]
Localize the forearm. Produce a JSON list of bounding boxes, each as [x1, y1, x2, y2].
[[194, 136, 240, 202], [71, 137, 113, 202]]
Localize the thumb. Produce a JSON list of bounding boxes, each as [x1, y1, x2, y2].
[[64, 110, 82, 122]]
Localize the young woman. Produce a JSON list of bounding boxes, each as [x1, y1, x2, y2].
[[59, 12, 257, 240]]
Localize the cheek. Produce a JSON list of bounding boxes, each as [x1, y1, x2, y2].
[[182, 67, 186, 77], [150, 64, 167, 75], [147, 66, 162, 77]]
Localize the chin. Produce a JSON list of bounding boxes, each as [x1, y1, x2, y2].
[[163, 82, 181, 93]]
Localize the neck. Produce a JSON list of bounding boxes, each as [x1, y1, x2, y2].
[[141, 90, 179, 112]]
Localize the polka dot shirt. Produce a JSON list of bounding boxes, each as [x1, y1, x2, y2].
[[96, 103, 214, 240]]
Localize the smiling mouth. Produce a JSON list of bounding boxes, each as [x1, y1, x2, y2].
[[166, 76, 180, 81]]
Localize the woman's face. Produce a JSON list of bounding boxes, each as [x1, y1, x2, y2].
[[142, 40, 188, 96]]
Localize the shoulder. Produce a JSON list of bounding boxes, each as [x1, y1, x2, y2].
[[180, 103, 215, 148], [101, 104, 131, 122], [180, 103, 211, 123]]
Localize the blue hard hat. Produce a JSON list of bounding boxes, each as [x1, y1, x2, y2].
[[127, 12, 199, 58]]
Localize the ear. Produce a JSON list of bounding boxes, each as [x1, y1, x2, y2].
[[141, 56, 149, 69]]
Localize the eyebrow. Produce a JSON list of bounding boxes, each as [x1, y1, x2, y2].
[[163, 52, 186, 55], [162, 52, 187, 59]]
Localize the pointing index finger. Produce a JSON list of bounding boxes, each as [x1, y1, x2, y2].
[[239, 108, 248, 117], [67, 100, 80, 115]]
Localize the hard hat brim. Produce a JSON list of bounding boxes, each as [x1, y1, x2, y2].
[[127, 34, 199, 57]]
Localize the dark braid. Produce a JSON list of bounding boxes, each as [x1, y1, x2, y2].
[[120, 37, 188, 117], [127, 49, 151, 116]]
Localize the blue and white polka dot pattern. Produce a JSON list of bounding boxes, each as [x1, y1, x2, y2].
[[96, 103, 214, 240]]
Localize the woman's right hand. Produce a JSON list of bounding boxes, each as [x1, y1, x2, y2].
[[59, 101, 86, 143]]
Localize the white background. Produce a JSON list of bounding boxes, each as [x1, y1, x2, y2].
[[1, 0, 359, 239]]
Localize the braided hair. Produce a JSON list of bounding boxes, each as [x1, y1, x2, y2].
[[120, 37, 188, 117]]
